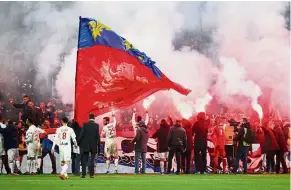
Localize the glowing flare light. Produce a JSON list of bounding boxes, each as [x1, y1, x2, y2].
[[252, 101, 263, 120], [143, 95, 156, 110], [177, 102, 194, 119], [194, 93, 213, 113]]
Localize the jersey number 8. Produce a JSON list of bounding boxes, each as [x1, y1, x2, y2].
[[62, 132, 67, 139]]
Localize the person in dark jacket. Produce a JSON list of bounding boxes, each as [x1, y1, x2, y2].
[[181, 119, 193, 174], [167, 120, 187, 175], [78, 113, 100, 178], [261, 121, 280, 173], [233, 118, 251, 174], [152, 119, 170, 174], [71, 120, 82, 176], [0, 116, 10, 174], [131, 120, 149, 174], [27, 101, 42, 127], [0, 118, 18, 175], [192, 112, 209, 174], [272, 122, 288, 174], [10, 95, 30, 123]]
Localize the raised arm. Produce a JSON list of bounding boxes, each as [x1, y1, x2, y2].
[[132, 111, 137, 126], [145, 111, 149, 126], [112, 113, 117, 128], [12, 103, 25, 109]]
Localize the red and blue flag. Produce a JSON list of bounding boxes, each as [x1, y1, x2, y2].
[[75, 17, 191, 124]]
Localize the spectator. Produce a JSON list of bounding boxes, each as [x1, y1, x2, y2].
[[181, 119, 193, 174], [10, 95, 30, 123], [261, 122, 280, 173], [212, 117, 226, 174], [152, 119, 170, 174], [78, 113, 100, 178], [192, 112, 210, 174], [233, 118, 252, 174], [70, 120, 82, 176], [16, 121, 26, 174], [167, 120, 187, 175], [131, 120, 149, 174], [0, 116, 10, 174], [224, 119, 238, 171], [272, 122, 288, 174], [39, 102, 49, 123], [27, 101, 42, 127], [0, 117, 18, 175]]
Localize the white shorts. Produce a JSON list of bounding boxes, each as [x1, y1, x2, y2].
[[104, 141, 118, 158], [27, 143, 40, 158], [59, 146, 71, 163], [158, 152, 169, 161], [7, 148, 19, 162], [0, 142, 5, 156]]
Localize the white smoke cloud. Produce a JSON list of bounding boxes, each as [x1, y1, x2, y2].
[[0, 2, 288, 120], [207, 2, 290, 117], [55, 2, 213, 106]]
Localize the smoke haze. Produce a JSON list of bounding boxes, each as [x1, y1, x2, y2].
[[0, 2, 289, 119]]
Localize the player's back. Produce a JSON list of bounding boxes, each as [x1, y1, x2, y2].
[[57, 125, 75, 147], [32, 127, 45, 145], [26, 125, 37, 144]]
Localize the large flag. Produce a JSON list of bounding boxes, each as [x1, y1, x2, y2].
[[75, 17, 191, 124]]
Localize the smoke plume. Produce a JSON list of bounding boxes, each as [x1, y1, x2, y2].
[[0, 2, 289, 120]]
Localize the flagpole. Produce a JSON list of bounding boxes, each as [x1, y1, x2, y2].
[[74, 16, 82, 121]]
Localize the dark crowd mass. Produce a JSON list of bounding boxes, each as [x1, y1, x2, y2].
[[0, 93, 290, 178]]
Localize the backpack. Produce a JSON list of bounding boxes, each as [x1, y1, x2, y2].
[[243, 128, 255, 146]]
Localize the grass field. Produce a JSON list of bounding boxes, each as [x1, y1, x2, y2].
[[0, 174, 290, 190]]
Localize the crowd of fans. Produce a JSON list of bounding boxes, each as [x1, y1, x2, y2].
[[0, 93, 290, 175]]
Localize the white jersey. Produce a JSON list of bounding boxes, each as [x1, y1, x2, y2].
[[0, 123, 6, 143], [102, 117, 117, 143], [25, 125, 45, 145], [0, 123, 6, 155], [54, 125, 76, 147]]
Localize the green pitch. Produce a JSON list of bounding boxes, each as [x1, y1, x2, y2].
[[0, 174, 289, 190]]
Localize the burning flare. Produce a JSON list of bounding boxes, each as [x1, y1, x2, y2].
[[177, 102, 194, 119], [143, 95, 156, 110], [252, 101, 263, 120], [194, 93, 213, 113]]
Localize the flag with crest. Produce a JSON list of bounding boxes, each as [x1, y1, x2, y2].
[[75, 17, 191, 124]]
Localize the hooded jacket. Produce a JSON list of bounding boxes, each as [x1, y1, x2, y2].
[[152, 122, 170, 152], [261, 126, 280, 153], [192, 113, 209, 149], [182, 119, 193, 151], [132, 124, 149, 152], [273, 125, 288, 153], [168, 124, 187, 149]]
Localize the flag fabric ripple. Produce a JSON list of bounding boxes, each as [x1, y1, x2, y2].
[[75, 17, 191, 124]]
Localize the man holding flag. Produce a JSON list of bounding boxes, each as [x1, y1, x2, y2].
[[74, 17, 191, 125]]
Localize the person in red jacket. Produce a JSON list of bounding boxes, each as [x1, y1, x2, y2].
[[261, 121, 280, 173], [212, 117, 226, 174], [272, 122, 288, 174]]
